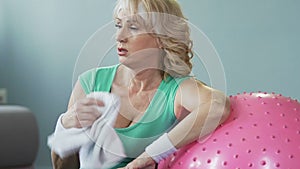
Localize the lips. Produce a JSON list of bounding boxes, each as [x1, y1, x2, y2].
[[118, 47, 128, 56]]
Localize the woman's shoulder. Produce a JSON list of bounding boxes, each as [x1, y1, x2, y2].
[[91, 64, 120, 73], [176, 77, 228, 106], [175, 77, 213, 103], [78, 64, 120, 93], [176, 77, 210, 91], [80, 64, 120, 77]]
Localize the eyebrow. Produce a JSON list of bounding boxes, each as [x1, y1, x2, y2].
[[115, 17, 138, 24]]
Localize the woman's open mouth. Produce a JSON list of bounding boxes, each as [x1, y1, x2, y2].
[[118, 48, 128, 56]]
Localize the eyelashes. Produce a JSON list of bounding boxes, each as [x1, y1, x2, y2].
[[115, 24, 139, 31]]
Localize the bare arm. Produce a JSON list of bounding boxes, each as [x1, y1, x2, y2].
[[51, 81, 104, 169], [120, 79, 230, 169], [61, 81, 104, 129], [169, 78, 230, 148]]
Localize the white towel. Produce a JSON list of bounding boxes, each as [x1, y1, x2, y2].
[[47, 92, 125, 169]]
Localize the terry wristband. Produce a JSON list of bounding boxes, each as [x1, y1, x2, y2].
[[54, 113, 67, 134], [145, 133, 177, 163]]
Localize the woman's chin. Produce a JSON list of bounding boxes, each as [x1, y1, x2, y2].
[[118, 56, 127, 64]]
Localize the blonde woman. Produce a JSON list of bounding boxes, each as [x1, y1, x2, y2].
[[50, 0, 230, 168]]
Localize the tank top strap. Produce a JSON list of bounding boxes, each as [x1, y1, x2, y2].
[[79, 64, 120, 94]]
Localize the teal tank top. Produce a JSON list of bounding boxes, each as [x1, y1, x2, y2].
[[79, 64, 190, 168]]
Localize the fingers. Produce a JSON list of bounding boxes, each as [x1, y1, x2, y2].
[[63, 98, 106, 128], [75, 105, 101, 119], [144, 165, 156, 169], [121, 165, 155, 169], [75, 120, 95, 128], [78, 98, 105, 107], [122, 158, 156, 169]]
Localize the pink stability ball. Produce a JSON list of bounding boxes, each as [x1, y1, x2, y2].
[[158, 92, 300, 169]]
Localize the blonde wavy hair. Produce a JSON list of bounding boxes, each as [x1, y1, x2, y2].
[[114, 0, 193, 78]]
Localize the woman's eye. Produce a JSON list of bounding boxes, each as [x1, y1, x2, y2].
[[129, 25, 138, 30], [115, 24, 122, 29]]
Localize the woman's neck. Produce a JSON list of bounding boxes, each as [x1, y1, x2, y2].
[[120, 65, 163, 92]]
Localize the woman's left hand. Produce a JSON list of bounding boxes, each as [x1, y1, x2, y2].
[[118, 152, 156, 169]]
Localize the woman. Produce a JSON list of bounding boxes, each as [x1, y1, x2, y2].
[[51, 0, 230, 168]]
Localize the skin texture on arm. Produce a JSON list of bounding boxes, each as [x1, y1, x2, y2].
[[169, 78, 231, 148]]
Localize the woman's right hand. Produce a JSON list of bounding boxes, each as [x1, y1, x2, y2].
[[61, 97, 104, 129]]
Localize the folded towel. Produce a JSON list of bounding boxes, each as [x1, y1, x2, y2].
[[48, 92, 125, 169]]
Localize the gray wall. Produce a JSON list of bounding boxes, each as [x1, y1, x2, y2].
[[0, 0, 299, 168], [180, 1, 300, 97], [0, 0, 7, 85]]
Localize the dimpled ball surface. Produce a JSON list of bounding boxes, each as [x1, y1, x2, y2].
[[158, 92, 300, 169]]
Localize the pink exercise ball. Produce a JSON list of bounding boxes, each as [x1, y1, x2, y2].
[[158, 92, 300, 169]]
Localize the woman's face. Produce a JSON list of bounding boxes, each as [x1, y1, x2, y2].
[[115, 10, 162, 69]]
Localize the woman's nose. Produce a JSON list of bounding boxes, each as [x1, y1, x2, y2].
[[116, 27, 128, 43]]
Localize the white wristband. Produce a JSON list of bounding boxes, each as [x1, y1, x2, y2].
[[54, 113, 67, 135], [145, 133, 177, 163]]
